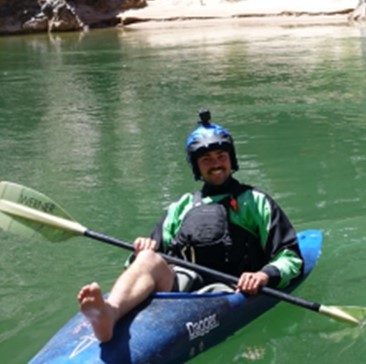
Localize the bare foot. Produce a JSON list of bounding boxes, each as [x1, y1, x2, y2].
[[77, 282, 116, 342]]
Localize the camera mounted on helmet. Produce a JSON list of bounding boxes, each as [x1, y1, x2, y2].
[[185, 109, 239, 180], [198, 109, 211, 127]]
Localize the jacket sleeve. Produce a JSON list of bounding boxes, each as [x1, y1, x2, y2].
[[151, 193, 194, 253], [260, 195, 304, 288]]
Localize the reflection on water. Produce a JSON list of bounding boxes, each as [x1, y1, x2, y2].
[[234, 345, 266, 361], [1, 23, 366, 364]]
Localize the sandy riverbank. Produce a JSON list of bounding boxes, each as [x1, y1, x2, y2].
[[119, 0, 359, 28]]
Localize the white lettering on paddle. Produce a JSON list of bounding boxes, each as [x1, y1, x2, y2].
[[186, 314, 220, 341]]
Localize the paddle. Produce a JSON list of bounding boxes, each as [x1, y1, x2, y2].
[[0, 181, 364, 325]]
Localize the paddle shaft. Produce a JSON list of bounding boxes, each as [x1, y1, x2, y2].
[[0, 187, 357, 324], [85, 229, 321, 314]]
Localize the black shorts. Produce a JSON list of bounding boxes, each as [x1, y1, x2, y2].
[[171, 266, 205, 292], [171, 266, 235, 293]]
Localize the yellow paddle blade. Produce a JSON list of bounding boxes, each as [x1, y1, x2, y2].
[[0, 181, 83, 242], [334, 306, 366, 326], [319, 305, 365, 325]]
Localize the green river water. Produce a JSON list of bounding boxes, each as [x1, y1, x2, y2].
[[1, 21, 366, 363]]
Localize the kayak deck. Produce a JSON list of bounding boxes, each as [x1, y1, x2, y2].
[[29, 229, 322, 364]]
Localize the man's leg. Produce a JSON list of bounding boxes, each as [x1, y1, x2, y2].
[[78, 250, 175, 342]]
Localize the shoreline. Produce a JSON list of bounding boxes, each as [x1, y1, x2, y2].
[[119, 0, 357, 29], [120, 14, 352, 30]]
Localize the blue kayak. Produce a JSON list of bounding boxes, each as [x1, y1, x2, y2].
[[29, 230, 322, 364]]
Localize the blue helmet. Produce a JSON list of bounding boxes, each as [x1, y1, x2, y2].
[[185, 109, 239, 180]]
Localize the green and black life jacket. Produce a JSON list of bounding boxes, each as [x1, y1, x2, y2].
[[168, 188, 267, 278]]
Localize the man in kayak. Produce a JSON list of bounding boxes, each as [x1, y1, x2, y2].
[[78, 109, 304, 342]]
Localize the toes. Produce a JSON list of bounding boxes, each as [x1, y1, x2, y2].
[[77, 282, 100, 303], [89, 282, 101, 293]]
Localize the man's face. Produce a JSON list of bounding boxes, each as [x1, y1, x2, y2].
[[197, 149, 232, 186]]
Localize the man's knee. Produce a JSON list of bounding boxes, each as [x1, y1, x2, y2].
[[134, 250, 165, 268], [132, 250, 173, 289]]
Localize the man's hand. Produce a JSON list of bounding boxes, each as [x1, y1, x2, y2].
[[133, 237, 158, 253], [236, 271, 269, 295]]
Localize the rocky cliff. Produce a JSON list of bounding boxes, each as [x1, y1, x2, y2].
[[0, 0, 146, 35]]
